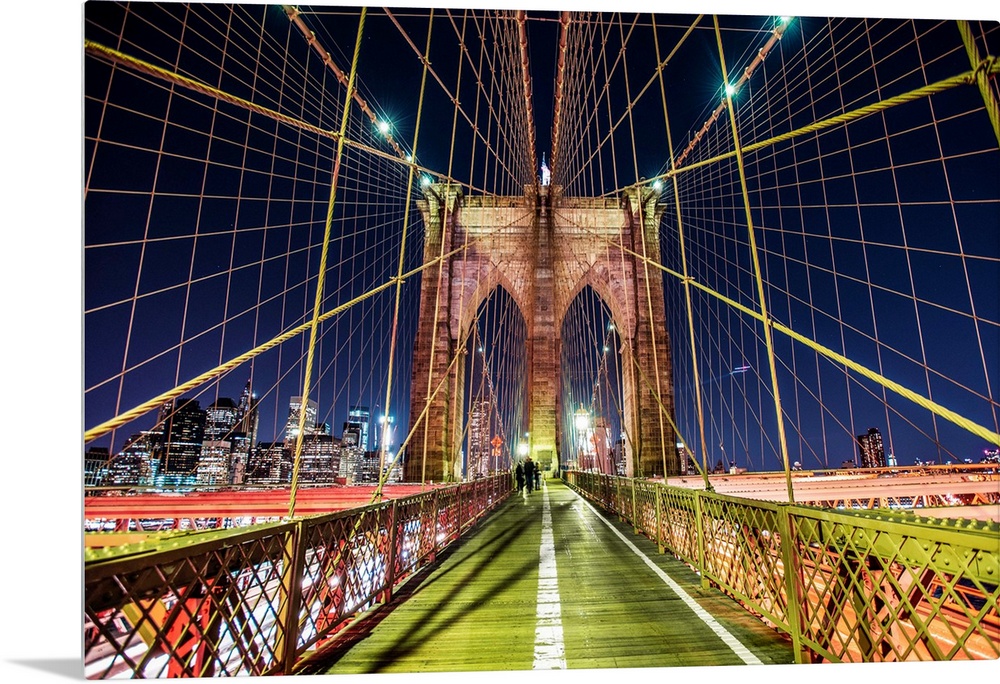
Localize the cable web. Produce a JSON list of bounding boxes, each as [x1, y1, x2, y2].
[[552, 12, 998, 476], [84, 3, 535, 493], [84, 5, 998, 495]]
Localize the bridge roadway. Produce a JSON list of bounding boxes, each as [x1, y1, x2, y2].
[[308, 479, 794, 674]]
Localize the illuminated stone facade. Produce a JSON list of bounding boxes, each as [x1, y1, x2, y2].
[[407, 184, 677, 482]]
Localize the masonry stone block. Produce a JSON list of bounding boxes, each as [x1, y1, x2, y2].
[[406, 184, 677, 483]]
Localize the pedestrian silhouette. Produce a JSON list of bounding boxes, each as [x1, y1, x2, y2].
[[524, 457, 536, 493], [515, 461, 525, 493]]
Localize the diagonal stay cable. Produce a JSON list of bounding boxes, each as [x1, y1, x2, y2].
[[551, 207, 1000, 449], [83, 209, 532, 444]]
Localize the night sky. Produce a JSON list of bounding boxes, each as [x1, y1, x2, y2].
[[79, 1, 998, 476]]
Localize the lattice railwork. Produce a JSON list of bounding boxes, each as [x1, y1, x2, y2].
[[566, 471, 1000, 663], [790, 509, 1000, 661], [656, 486, 700, 566], [84, 475, 512, 679], [392, 491, 439, 578], [632, 479, 660, 537], [85, 522, 297, 678], [697, 495, 790, 630]]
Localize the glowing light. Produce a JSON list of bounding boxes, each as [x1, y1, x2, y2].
[[652, 179, 663, 192], [406, 154, 413, 162], [780, 16, 792, 25], [607, 322, 615, 331], [377, 120, 390, 135], [725, 83, 738, 97], [518, 443, 529, 457], [574, 410, 590, 432], [420, 175, 432, 187]]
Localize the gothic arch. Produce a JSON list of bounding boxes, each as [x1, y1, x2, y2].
[[406, 184, 677, 482], [456, 265, 531, 345]]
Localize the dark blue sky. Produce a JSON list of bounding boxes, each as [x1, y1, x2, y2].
[[79, 2, 999, 475]]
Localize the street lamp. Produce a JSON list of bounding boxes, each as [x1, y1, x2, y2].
[[574, 409, 591, 471], [378, 415, 394, 449]]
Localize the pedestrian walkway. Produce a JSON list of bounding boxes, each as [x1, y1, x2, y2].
[[314, 479, 794, 674]]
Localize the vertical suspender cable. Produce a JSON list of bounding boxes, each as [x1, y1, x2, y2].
[[619, 14, 669, 478], [421, 11, 469, 485], [652, 13, 713, 491], [287, 8, 367, 519], [378, 10, 436, 496], [713, 16, 795, 503]]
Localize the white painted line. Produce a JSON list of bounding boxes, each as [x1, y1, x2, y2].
[[533, 486, 566, 669], [577, 495, 763, 665]]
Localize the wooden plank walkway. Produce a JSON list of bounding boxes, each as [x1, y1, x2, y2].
[[312, 479, 794, 675]]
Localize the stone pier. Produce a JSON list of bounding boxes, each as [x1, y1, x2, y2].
[[405, 184, 677, 482]]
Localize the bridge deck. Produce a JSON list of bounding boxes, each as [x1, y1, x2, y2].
[[314, 480, 794, 674]]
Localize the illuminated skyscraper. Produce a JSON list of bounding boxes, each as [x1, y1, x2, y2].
[[856, 427, 886, 468], [84, 447, 111, 487], [155, 398, 206, 485], [284, 396, 318, 442], [236, 379, 259, 446], [205, 398, 238, 441], [197, 440, 231, 486], [298, 434, 339, 483], [347, 405, 371, 451], [468, 399, 491, 477], [246, 441, 284, 484]]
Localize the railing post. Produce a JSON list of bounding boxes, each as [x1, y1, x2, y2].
[[656, 484, 664, 553], [457, 483, 463, 540], [632, 478, 639, 534], [695, 491, 709, 590], [382, 499, 399, 605], [276, 521, 308, 675], [430, 488, 440, 563], [777, 505, 809, 663]]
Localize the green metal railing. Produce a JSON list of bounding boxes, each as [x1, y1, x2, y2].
[[566, 470, 1000, 663], [84, 475, 511, 678]]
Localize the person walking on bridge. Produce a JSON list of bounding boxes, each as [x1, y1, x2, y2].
[[515, 461, 525, 493], [523, 456, 536, 493]]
